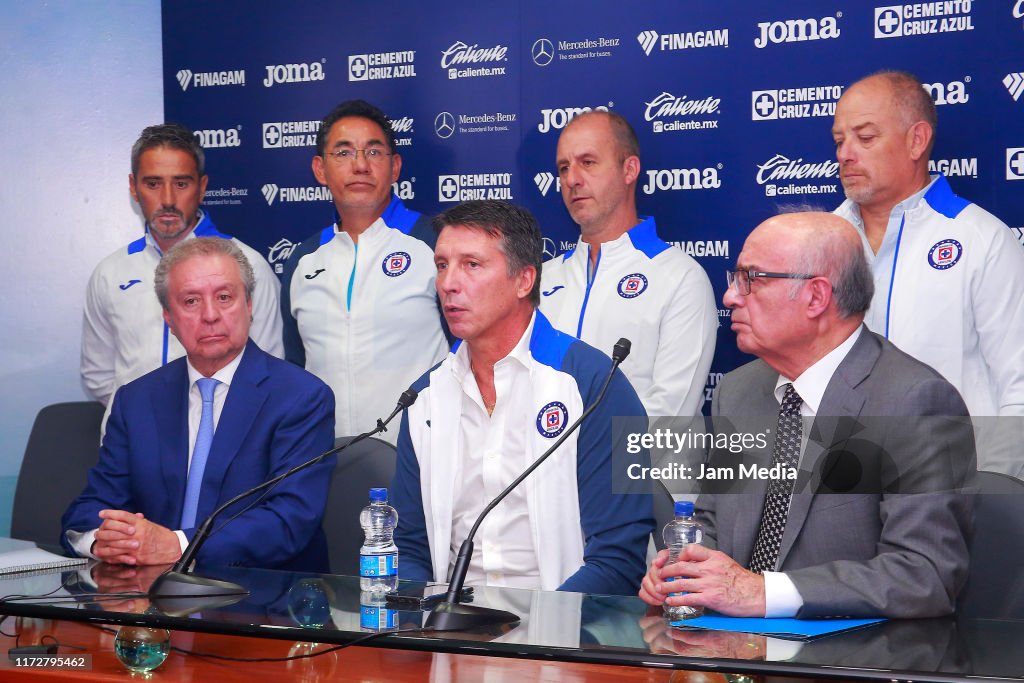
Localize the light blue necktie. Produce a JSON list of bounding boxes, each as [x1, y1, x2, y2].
[[180, 377, 219, 529]]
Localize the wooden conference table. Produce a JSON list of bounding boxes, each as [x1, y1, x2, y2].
[[0, 544, 1019, 682]]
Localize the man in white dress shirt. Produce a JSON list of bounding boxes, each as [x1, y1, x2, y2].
[[391, 200, 653, 596]]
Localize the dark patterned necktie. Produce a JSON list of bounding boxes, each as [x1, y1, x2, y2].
[[749, 383, 803, 574]]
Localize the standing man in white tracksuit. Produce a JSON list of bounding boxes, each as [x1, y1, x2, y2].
[[832, 71, 1024, 475], [540, 111, 718, 419], [82, 123, 283, 408], [281, 100, 448, 442]]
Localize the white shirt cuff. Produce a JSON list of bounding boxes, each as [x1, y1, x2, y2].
[[763, 571, 804, 618], [175, 530, 190, 557], [66, 529, 98, 559]]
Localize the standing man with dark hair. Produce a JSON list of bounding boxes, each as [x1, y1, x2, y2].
[[65, 238, 334, 572], [82, 123, 283, 408], [391, 200, 653, 595], [282, 100, 447, 442], [832, 71, 1024, 430], [541, 111, 718, 418], [640, 212, 972, 618]]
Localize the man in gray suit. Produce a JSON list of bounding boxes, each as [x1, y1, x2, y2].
[[639, 212, 972, 618]]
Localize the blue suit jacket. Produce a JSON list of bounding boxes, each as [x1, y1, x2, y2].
[[62, 340, 336, 572]]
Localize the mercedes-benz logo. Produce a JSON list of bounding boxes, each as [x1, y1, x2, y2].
[[434, 111, 455, 139], [542, 237, 557, 259], [531, 38, 554, 67]]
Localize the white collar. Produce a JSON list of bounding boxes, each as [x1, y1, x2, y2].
[[774, 326, 862, 413], [186, 344, 246, 389]]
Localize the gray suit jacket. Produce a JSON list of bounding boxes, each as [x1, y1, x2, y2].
[[698, 328, 973, 618]]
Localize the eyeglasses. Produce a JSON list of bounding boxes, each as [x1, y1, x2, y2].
[[725, 269, 816, 296], [323, 147, 393, 164]]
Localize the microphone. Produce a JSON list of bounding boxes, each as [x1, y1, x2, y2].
[[424, 339, 631, 631], [148, 389, 418, 616]]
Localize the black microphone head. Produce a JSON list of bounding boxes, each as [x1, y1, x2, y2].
[[398, 388, 419, 410], [612, 338, 631, 364]]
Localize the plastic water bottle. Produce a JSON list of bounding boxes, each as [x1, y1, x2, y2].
[[663, 500, 704, 620], [359, 487, 398, 595]]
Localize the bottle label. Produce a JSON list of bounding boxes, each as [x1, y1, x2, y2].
[[360, 552, 398, 577], [360, 604, 398, 630]]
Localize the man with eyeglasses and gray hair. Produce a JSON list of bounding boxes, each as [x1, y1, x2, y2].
[[281, 100, 448, 442], [640, 211, 972, 619]]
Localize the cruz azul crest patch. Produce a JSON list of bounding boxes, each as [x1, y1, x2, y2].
[[536, 401, 569, 438], [927, 239, 962, 270], [617, 273, 649, 298], [382, 251, 412, 276]]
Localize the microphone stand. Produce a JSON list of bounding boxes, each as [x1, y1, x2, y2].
[[148, 390, 418, 616], [425, 339, 631, 631]]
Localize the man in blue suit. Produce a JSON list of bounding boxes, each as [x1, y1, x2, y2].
[[62, 237, 335, 572]]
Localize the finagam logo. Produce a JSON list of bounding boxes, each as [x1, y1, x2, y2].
[[752, 84, 843, 121], [538, 104, 611, 133], [928, 158, 977, 178], [874, 2, 974, 39], [349, 51, 416, 81], [755, 154, 839, 198], [193, 127, 241, 149], [261, 183, 332, 206], [636, 27, 729, 56], [175, 68, 245, 92], [641, 166, 722, 195], [440, 41, 508, 80], [1005, 73, 1024, 102], [754, 14, 842, 48], [534, 172, 560, 197], [263, 60, 326, 88], [644, 92, 720, 133], [438, 173, 513, 202]]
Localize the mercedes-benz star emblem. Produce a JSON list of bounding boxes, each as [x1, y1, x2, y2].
[[531, 38, 554, 67], [434, 111, 455, 139]]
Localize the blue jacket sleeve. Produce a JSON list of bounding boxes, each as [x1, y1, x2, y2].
[[61, 387, 134, 553], [390, 411, 434, 582], [559, 366, 654, 595]]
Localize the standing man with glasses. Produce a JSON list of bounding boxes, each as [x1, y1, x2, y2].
[[639, 211, 972, 618], [281, 100, 448, 441]]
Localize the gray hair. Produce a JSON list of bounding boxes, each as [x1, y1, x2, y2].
[[131, 123, 206, 177], [432, 200, 543, 306], [154, 237, 255, 310], [791, 225, 874, 318]]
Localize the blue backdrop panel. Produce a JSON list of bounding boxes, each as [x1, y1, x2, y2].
[[162, 0, 1024, 411]]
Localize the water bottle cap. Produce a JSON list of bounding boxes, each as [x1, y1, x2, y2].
[[369, 487, 388, 502], [674, 500, 694, 517]]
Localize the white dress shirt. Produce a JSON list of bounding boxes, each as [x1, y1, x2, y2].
[[448, 319, 541, 588]]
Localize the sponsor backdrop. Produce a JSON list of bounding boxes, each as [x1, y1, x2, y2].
[[163, 0, 1024, 412]]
